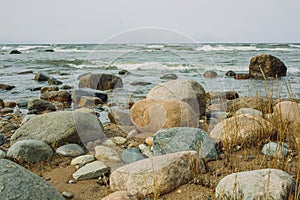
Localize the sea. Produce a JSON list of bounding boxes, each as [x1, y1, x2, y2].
[[0, 43, 299, 103]]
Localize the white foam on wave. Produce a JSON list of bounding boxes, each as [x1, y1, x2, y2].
[[196, 45, 296, 52], [54, 48, 131, 53], [147, 44, 164, 49], [289, 44, 300, 48], [17, 45, 50, 51], [0, 46, 11, 50]]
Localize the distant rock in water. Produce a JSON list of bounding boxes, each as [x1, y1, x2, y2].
[[0, 83, 15, 90], [44, 49, 55, 52], [130, 81, 151, 86], [34, 71, 63, 85], [78, 73, 123, 91], [249, 54, 287, 79], [9, 50, 21, 54], [160, 73, 178, 80], [225, 70, 236, 77], [234, 73, 250, 80], [203, 70, 218, 78]]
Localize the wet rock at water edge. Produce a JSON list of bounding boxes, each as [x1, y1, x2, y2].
[[27, 98, 56, 113], [234, 73, 250, 80], [72, 89, 108, 105], [249, 54, 287, 79], [0, 133, 4, 145], [0, 83, 15, 90], [7, 140, 53, 162], [78, 73, 123, 91], [225, 70, 236, 77], [130, 81, 152, 86], [160, 73, 178, 80], [56, 143, 85, 157]]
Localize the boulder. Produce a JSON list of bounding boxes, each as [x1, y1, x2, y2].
[[41, 90, 72, 106], [226, 96, 275, 114], [72, 160, 110, 181], [273, 101, 300, 132], [4, 101, 16, 108], [249, 54, 287, 79], [210, 114, 273, 147], [56, 143, 85, 157], [235, 108, 263, 118], [78, 73, 123, 91], [7, 140, 53, 162], [27, 98, 56, 113], [40, 86, 59, 93], [146, 79, 206, 117], [153, 127, 218, 161], [0, 133, 4, 145], [203, 70, 218, 78], [130, 99, 198, 133], [216, 168, 295, 200], [0, 83, 15, 90], [72, 89, 108, 105], [0, 159, 64, 199], [48, 77, 63, 85], [110, 151, 205, 198], [11, 111, 105, 148]]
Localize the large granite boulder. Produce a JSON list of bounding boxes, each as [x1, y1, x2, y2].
[[110, 151, 205, 198], [0, 159, 64, 199], [78, 73, 123, 91], [7, 140, 53, 162], [153, 127, 218, 161], [249, 54, 287, 79], [210, 114, 273, 147], [146, 79, 206, 117], [216, 168, 295, 199], [11, 111, 105, 148], [130, 99, 198, 133]]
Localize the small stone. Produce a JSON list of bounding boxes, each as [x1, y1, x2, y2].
[[145, 137, 153, 146], [130, 81, 151, 86], [94, 145, 121, 162], [71, 155, 95, 166], [62, 191, 73, 199], [127, 129, 138, 138], [102, 191, 137, 200], [138, 144, 153, 158], [72, 161, 110, 181], [56, 144, 85, 157], [225, 70, 236, 77], [68, 180, 76, 184], [10, 50, 21, 54], [261, 142, 288, 159], [102, 139, 116, 147], [203, 70, 218, 78], [160, 73, 178, 80], [112, 136, 127, 145]]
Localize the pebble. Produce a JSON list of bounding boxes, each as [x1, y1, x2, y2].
[[95, 145, 121, 162], [145, 137, 153, 146], [71, 155, 95, 166], [72, 161, 110, 181], [112, 136, 127, 145], [138, 144, 153, 158], [127, 129, 138, 138], [56, 144, 85, 157], [68, 180, 76, 184], [62, 191, 73, 199]]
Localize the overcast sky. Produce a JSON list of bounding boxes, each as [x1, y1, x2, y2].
[[1, 0, 300, 43]]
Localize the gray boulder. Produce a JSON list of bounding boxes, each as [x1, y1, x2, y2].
[[216, 168, 295, 200], [27, 98, 56, 113], [249, 54, 287, 79], [146, 79, 206, 117], [7, 140, 53, 162], [121, 148, 146, 164], [110, 151, 206, 198], [0, 159, 64, 199], [11, 111, 105, 148], [261, 142, 288, 159], [153, 127, 218, 161]]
